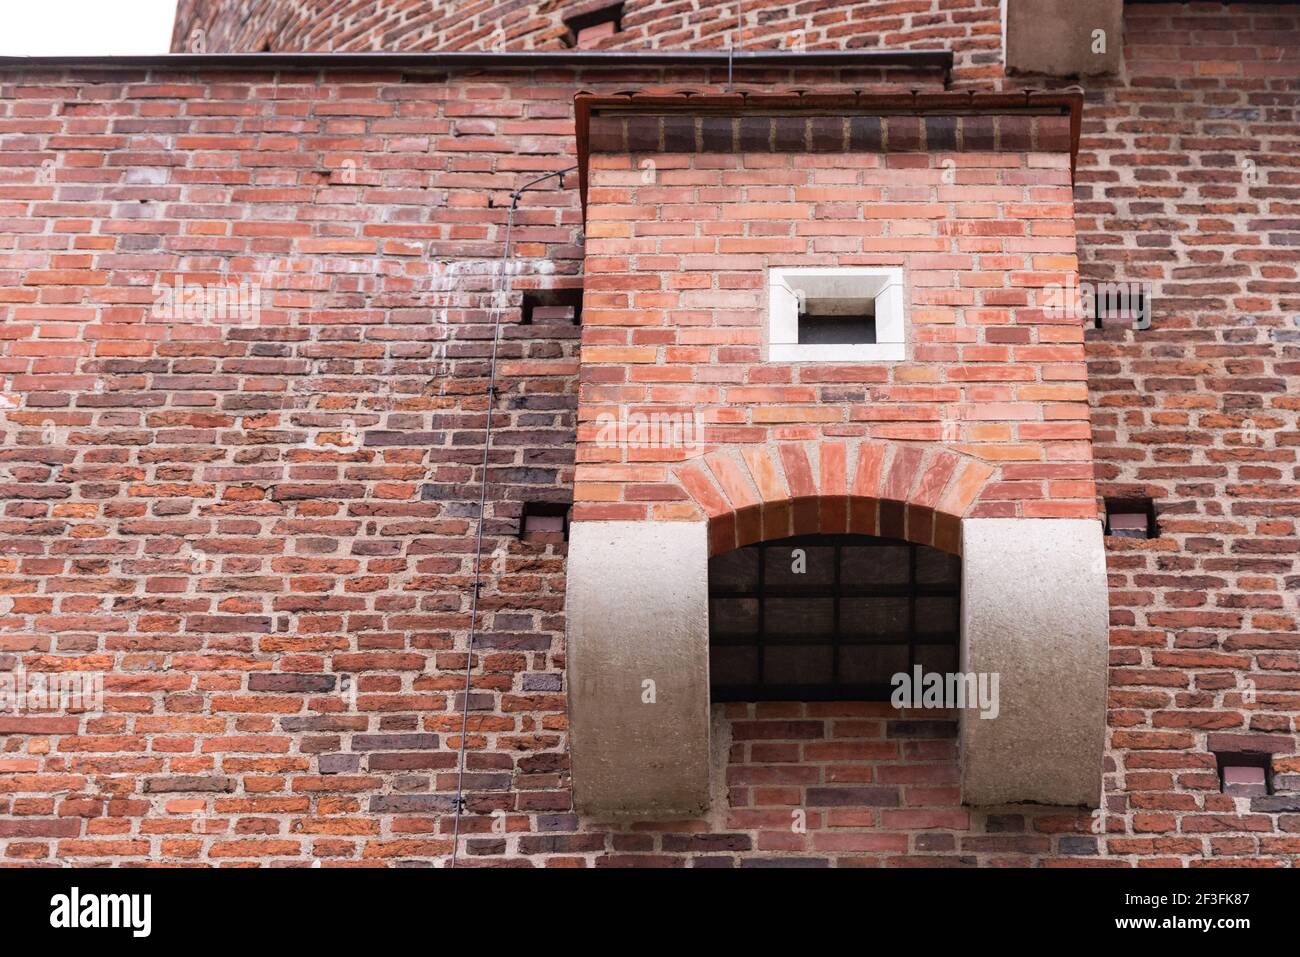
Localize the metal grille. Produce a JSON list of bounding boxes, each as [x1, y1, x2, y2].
[[708, 534, 961, 701]]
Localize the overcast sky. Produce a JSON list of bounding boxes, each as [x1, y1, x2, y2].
[[0, 0, 179, 55]]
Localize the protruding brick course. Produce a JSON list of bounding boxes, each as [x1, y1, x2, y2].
[[588, 110, 1074, 157]]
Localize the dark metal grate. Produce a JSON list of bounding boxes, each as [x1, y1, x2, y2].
[[708, 534, 960, 701]]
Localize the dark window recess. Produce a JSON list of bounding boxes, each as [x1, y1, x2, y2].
[[1104, 497, 1157, 539], [563, 3, 624, 47], [521, 288, 582, 325], [1092, 286, 1147, 329], [797, 296, 876, 345], [520, 502, 571, 542], [708, 534, 960, 702], [1213, 751, 1272, 797]]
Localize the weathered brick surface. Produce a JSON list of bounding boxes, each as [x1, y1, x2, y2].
[[171, 0, 1006, 85], [0, 65, 594, 866], [0, 2, 1296, 866], [595, 702, 1101, 867], [1073, 3, 1300, 865], [577, 134, 1099, 537]]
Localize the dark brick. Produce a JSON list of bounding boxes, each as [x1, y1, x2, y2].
[[806, 787, 899, 807], [848, 114, 883, 151], [1059, 836, 1099, 855], [248, 673, 336, 693], [700, 115, 736, 151], [625, 116, 661, 152], [352, 733, 440, 751], [587, 116, 626, 152], [809, 116, 845, 151], [1251, 796, 1300, 813], [522, 673, 562, 691], [142, 776, 235, 793], [997, 115, 1033, 151], [961, 114, 996, 151], [1036, 115, 1073, 152], [739, 857, 830, 868], [661, 114, 697, 152], [318, 754, 361, 774], [661, 833, 752, 853], [739, 115, 772, 151], [774, 116, 808, 151], [885, 115, 922, 150], [518, 834, 606, 854], [925, 115, 958, 151], [916, 833, 956, 851], [984, 814, 1026, 833], [367, 795, 457, 813]]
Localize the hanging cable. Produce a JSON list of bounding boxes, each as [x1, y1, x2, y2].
[[448, 164, 578, 868]]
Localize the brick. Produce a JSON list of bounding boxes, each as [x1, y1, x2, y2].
[[141, 777, 236, 794]]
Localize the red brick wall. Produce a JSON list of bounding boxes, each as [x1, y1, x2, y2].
[[0, 67, 597, 864], [1075, 3, 1300, 861], [171, 0, 1004, 85]]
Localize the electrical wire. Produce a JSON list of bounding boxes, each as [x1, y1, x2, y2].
[[448, 164, 578, 868]]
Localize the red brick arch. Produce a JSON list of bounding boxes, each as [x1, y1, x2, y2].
[[672, 440, 995, 557]]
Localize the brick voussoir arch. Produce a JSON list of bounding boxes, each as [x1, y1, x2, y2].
[[673, 440, 996, 557]]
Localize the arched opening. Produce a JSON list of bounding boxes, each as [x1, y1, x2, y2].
[[709, 533, 960, 702]]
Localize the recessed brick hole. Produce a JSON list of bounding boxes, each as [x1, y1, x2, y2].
[[563, 3, 624, 48], [1092, 286, 1147, 329], [1214, 752, 1272, 797], [521, 288, 582, 325], [520, 502, 570, 543], [1104, 497, 1157, 539]]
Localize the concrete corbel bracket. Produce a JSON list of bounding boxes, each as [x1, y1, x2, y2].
[[565, 521, 712, 818], [959, 518, 1110, 807]]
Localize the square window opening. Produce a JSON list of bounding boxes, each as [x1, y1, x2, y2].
[[1104, 497, 1157, 539], [563, 3, 624, 48], [1212, 750, 1272, 797], [768, 267, 904, 362], [520, 502, 571, 542], [520, 288, 583, 326]]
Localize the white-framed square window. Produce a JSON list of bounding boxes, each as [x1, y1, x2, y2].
[[768, 267, 906, 362]]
